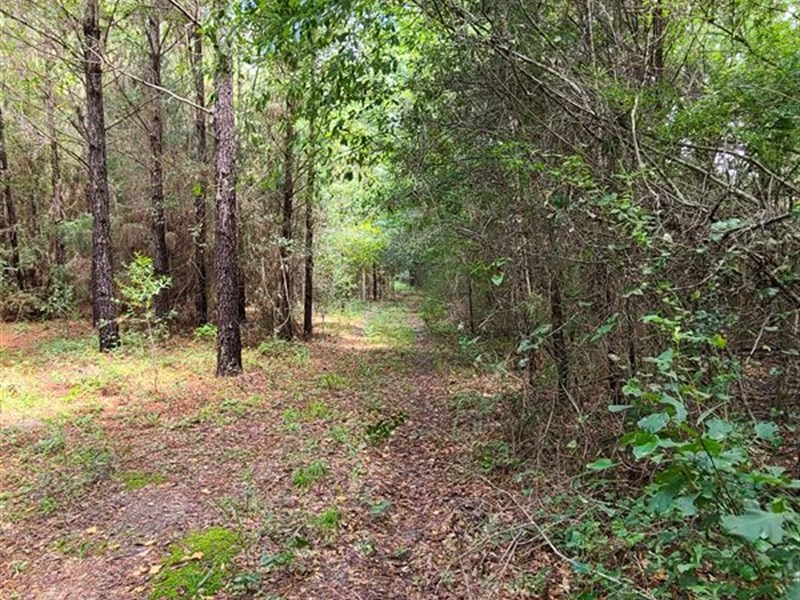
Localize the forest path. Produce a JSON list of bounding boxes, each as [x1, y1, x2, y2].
[[0, 300, 551, 599]]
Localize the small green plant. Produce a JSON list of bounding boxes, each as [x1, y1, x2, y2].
[[292, 460, 329, 489], [312, 506, 342, 530], [364, 411, 407, 444], [473, 439, 518, 473], [304, 399, 331, 420], [320, 372, 348, 390], [193, 323, 217, 341], [118, 253, 172, 339], [42, 268, 76, 321], [150, 527, 241, 599]]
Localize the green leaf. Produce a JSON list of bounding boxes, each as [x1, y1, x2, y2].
[[754, 421, 779, 442], [490, 272, 504, 286], [622, 379, 643, 398], [632, 435, 659, 459], [721, 504, 787, 544], [608, 404, 632, 413], [659, 394, 687, 423], [706, 417, 733, 441], [590, 313, 618, 343], [653, 348, 673, 373], [586, 458, 616, 471], [637, 412, 669, 434], [674, 494, 699, 517]]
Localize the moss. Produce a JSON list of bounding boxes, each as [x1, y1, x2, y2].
[[150, 527, 241, 599], [119, 470, 167, 491]]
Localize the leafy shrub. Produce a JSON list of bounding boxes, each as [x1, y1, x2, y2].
[[193, 323, 217, 341], [579, 307, 800, 598]]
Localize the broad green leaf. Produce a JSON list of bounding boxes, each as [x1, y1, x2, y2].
[[622, 379, 643, 398], [653, 348, 673, 373], [754, 421, 779, 442], [659, 394, 687, 423], [674, 494, 699, 517], [608, 404, 632, 413], [720, 504, 787, 544], [706, 417, 733, 441], [637, 412, 669, 434], [586, 458, 615, 471], [632, 434, 659, 459]]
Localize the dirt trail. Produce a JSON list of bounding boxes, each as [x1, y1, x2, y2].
[[1, 304, 538, 599]]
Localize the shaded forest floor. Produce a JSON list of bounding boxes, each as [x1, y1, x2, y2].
[[0, 300, 568, 599]]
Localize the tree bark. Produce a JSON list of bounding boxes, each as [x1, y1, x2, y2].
[[189, 21, 208, 326], [46, 83, 66, 268], [146, 8, 170, 318], [302, 121, 316, 339], [0, 106, 23, 290], [83, 0, 120, 351], [213, 20, 242, 376], [277, 100, 295, 340]]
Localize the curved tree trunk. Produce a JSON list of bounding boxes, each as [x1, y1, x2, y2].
[[83, 0, 119, 351], [146, 8, 170, 318], [213, 19, 242, 376]]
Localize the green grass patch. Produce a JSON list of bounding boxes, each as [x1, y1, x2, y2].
[[320, 372, 348, 390], [292, 460, 329, 489], [150, 527, 241, 599], [311, 506, 342, 530], [118, 470, 167, 491], [364, 307, 416, 346]]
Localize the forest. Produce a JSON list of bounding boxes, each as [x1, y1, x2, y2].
[[0, 0, 798, 598]]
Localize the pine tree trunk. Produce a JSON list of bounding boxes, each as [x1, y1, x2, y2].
[[189, 22, 208, 326], [83, 0, 119, 351], [277, 100, 295, 340], [0, 106, 23, 290], [303, 115, 316, 339], [46, 83, 66, 267], [146, 9, 170, 318], [213, 22, 242, 376]]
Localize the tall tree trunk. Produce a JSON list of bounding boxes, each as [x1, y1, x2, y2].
[[189, 21, 208, 326], [372, 263, 379, 301], [83, 0, 119, 351], [0, 106, 23, 290], [46, 83, 66, 268], [276, 101, 295, 340], [649, 1, 666, 83], [302, 114, 316, 339], [146, 8, 170, 318], [238, 230, 246, 322], [213, 19, 242, 376]]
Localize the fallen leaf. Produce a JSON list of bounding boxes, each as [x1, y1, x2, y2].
[[84, 526, 98, 535], [179, 551, 204, 562], [148, 564, 163, 575]]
